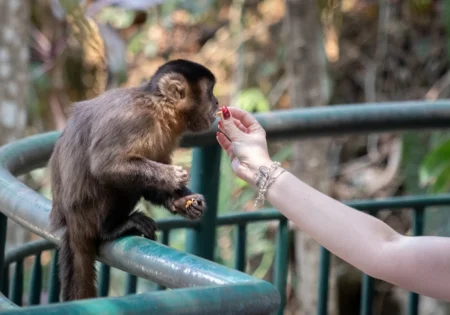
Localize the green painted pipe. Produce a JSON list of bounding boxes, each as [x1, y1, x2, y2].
[[0, 282, 279, 315]]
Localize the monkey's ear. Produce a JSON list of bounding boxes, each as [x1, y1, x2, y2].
[[158, 73, 187, 101], [167, 80, 186, 100]]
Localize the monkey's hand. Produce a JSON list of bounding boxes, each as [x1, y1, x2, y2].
[[157, 165, 189, 191], [169, 194, 206, 220]]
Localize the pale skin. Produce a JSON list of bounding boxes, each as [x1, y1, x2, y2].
[[216, 106, 450, 302]]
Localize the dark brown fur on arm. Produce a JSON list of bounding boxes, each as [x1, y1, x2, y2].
[[48, 59, 219, 301]]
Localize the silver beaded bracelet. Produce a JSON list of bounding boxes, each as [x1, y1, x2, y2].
[[253, 161, 285, 208]]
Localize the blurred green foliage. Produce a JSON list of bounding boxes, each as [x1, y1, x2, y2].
[[235, 88, 271, 113], [420, 137, 450, 193]]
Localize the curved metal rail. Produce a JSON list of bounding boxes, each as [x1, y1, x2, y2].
[[182, 100, 450, 146]]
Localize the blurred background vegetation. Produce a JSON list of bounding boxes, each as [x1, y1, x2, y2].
[[1, 0, 450, 314]]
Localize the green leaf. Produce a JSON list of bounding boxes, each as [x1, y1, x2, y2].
[[419, 138, 450, 188], [235, 88, 270, 113], [430, 163, 450, 193]]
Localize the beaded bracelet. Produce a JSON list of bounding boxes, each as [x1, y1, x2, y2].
[[253, 161, 285, 208]]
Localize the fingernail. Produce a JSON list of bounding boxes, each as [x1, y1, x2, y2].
[[218, 121, 223, 129], [221, 106, 230, 120]]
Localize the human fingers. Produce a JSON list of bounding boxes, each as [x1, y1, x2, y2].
[[219, 106, 246, 141], [216, 131, 232, 152], [216, 132, 235, 159], [234, 118, 249, 133], [226, 107, 261, 130], [218, 120, 248, 134]]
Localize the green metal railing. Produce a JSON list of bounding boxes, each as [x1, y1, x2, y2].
[[0, 100, 450, 314]]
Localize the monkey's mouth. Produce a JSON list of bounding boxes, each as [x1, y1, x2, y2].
[[209, 112, 218, 123]]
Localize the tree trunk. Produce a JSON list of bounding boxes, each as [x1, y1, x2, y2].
[[284, 1, 337, 314], [0, 0, 31, 249]]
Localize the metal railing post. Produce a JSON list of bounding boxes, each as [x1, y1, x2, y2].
[[185, 144, 222, 260], [408, 207, 425, 315], [0, 214, 6, 292], [317, 247, 331, 315]]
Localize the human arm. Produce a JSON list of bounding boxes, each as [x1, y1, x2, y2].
[[266, 170, 450, 301], [216, 106, 450, 302]]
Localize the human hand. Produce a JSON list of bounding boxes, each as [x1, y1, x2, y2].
[[216, 106, 272, 186]]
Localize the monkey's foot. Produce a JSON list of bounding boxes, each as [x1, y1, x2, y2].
[[129, 212, 157, 240], [170, 194, 206, 219]]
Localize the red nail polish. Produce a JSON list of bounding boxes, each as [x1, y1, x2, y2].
[[221, 106, 230, 120], [218, 121, 223, 129]]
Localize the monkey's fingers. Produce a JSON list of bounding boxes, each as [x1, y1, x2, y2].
[[185, 198, 196, 208], [139, 220, 157, 240], [185, 199, 204, 219], [130, 212, 157, 240], [172, 195, 205, 220]]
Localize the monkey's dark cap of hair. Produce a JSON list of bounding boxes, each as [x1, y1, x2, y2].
[[149, 59, 216, 92]]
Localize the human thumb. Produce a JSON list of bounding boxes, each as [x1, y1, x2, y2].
[[219, 106, 244, 140]]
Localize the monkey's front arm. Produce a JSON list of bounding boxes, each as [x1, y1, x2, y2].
[[90, 154, 189, 192]]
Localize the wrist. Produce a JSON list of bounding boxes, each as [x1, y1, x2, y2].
[[248, 157, 273, 175], [247, 158, 273, 186], [251, 160, 286, 208]]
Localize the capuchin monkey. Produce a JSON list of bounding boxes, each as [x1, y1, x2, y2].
[[48, 59, 219, 301]]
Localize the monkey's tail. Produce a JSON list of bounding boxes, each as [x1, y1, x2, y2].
[[59, 229, 98, 301]]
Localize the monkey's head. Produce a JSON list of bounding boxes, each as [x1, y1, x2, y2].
[[149, 59, 219, 132]]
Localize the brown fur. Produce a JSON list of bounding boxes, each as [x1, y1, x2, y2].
[[48, 59, 218, 301]]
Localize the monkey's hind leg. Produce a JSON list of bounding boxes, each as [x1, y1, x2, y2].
[[100, 211, 157, 242], [59, 227, 98, 301]]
